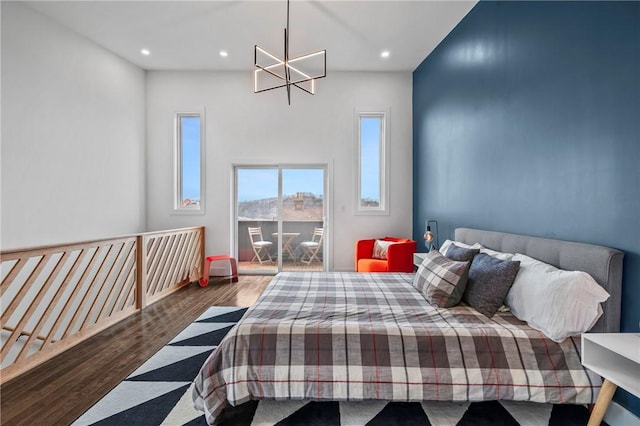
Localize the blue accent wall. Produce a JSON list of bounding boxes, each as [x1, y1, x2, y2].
[[413, 1, 640, 416]]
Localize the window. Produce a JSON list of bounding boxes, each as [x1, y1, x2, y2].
[[355, 110, 389, 214], [174, 112, 204, 212]]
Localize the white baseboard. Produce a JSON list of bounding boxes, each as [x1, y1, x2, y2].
[[604, 401, 640, 426]]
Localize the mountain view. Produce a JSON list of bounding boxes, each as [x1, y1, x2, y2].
[[238, 192, 323, 221]]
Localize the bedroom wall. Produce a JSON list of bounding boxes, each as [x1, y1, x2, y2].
[[1, 2, 146, 249], [412, 0, 639, 417], [146, 71, 413, 272]]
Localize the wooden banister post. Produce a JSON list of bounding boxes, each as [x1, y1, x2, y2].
[[136, 235, 147, 310], [201, 227, 206, 282]]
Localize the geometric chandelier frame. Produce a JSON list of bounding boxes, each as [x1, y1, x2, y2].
[[254, 0, 326, 105]]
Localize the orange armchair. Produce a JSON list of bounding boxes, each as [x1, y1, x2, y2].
[[355, 237, 417, 273]]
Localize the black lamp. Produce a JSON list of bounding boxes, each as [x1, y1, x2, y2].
[[423, 220, 439, 251]]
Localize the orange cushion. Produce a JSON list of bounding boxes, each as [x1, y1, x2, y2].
[[383, 237, 411, 244], [357, 259, 389, 272]]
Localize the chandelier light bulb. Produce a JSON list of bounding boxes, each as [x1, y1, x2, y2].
[[253, 0, 326, 105]]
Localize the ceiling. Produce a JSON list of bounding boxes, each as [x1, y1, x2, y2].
[[25, 1, 476, 72]]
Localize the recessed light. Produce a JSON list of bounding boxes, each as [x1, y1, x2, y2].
[[380, 50, 390, 59], [219, 50, 228, 58], [141, 49, 150, 56]]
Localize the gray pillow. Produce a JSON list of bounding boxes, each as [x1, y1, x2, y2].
[[463, 253, 521, 317], [445, 244, 480, 262], [413, 249, 471, 308]]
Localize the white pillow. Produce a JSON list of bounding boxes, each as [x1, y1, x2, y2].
[[372, 239, 395, 260], [439, 239, 481, 256], [480, 246, 514, 261], [505, 253, 610, 342]]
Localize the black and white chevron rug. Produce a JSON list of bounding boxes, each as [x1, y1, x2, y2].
[[74, 306, 594, 426]]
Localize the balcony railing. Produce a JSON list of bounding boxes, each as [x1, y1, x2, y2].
[[237, 220, 324, 263], [0, 226, 204, 383]]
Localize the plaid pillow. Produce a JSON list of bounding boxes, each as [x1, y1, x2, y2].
[[413, 249, 471, 308]]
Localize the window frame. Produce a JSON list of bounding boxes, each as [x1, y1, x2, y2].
[[173, 111, 205, 214], [354, 109, 390, 215]]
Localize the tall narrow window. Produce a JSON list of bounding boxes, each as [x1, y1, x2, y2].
[[356, 111, 388, 214], [175, 113, 204, 212]]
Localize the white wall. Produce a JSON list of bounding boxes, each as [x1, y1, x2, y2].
[[146, 71, 413, 271], [1, 2, 146, 249], [0, 1, 412, 267]]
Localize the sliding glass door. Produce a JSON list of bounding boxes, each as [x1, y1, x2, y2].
[[235, 165, 326, 274], [236, 167, 278, 273]]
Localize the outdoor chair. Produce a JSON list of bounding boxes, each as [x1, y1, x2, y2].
[[248, 227, 273, 264], [299, 227, 324, 265]]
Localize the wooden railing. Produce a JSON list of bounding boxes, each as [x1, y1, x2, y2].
[[0, 226, 204, 383]]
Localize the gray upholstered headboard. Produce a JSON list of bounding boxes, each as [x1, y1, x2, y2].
[[455, 228, 624, 333]]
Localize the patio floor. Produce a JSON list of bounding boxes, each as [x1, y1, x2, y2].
[[238, 260, 323, 272]]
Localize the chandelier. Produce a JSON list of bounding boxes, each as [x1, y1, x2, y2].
[[254, 0, 326, 105]]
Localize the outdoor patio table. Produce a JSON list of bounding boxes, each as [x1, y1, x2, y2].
[[271, 232, 300, 261]]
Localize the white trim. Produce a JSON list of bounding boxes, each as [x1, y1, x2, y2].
[[172, 110, 205, 215], [277, 167, 283, 270], [324, 159, 333, 272], [604, 401, 640, 426], [354, 108, 390, 215]]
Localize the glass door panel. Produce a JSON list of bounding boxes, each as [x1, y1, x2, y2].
[[281, 168, 325, 272], [236, 168, 278, 274]]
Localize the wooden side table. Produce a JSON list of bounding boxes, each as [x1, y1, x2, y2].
[[581, 333, 640, 426]]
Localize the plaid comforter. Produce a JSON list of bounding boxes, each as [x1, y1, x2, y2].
[[193, 272, 601, 424]]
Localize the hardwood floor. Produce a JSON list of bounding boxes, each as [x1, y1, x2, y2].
[[0, 275, 271, 426]]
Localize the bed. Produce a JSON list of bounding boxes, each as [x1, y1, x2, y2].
[[193, 228, 624, 425]]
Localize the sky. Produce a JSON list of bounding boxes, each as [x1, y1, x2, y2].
[[237, 168, 324, 202], [181, 116, 201, 201], [360, 117, 382, 202], [181, 115, 382, 203]]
